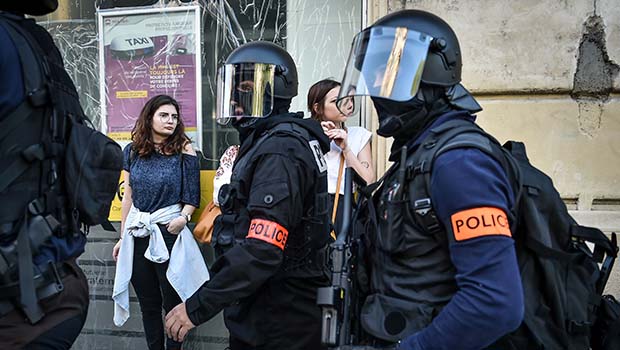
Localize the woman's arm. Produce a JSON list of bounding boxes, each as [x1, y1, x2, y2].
[[343, 140, 375, 185], [168, 142, 199, 233], [181, 142, 198, 220]]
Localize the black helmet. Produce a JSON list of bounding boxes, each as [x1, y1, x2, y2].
[[337, 9, 480, 139], [373, 9, 461, 87], [0, 0, 58, 16], [225, 41, 298, 99], [216, 41, 298, 124], [337, 9, 463, 107]]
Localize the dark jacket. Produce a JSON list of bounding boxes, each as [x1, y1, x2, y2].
[[186, 114, 332, 349]]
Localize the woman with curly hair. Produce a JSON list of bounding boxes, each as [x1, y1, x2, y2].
[[112, 95, 209, 350]]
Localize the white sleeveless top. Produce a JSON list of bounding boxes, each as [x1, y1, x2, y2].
[[325, 126, 372, 194]]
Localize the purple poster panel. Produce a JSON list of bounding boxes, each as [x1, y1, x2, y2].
[[98, 6, 202, 148]]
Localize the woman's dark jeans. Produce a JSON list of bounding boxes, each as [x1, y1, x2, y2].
[[131, 225, 182, 350]]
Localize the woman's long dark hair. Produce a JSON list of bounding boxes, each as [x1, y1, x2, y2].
[[131, 94, 189, 157], [307, 78, 341, 122]]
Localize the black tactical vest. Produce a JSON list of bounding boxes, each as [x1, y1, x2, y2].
[[360, 155, 457, 342], [360, 119, 516, 343], [214, 120, 331, 277]]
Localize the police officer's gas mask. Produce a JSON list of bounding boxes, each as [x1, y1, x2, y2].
[[372, 93, 427, 137], [371, 83, 463, 138]]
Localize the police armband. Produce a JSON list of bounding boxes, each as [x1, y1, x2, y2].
[[450, 206, 511, 242], [246, 218, 288, 250]]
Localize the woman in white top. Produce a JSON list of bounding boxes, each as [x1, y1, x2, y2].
[[307, 79, 375, 233]]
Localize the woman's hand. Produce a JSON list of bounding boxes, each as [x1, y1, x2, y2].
[[113, 239, 122, 262], [321, 121, 336, 133], [167, 216, 187, 235], [321, 121, 348, 151], [326, 128, 348, 151]]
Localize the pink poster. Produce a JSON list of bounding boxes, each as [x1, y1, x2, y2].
[[98, 6, 202, 148]]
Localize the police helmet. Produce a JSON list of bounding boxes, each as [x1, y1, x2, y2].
[[215, 41, 298, 125], [0, 0, 58, 16], [337, 10, 462, 112]]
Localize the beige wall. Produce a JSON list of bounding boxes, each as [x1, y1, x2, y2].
[[366, 0, 620, 294]]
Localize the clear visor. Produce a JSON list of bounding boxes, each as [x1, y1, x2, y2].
[[337, 26, 432, 113], [215, 63, 276, 125]]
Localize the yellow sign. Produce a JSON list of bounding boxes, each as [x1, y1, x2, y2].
[[108, 170, 217, 222], [115, 90, 148, 99], [106, 132, 133, 142]]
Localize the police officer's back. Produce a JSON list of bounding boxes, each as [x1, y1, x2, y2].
[[165, 42, 332, 350], [0, 1, 89, 348], [336, 10, 524, 350]]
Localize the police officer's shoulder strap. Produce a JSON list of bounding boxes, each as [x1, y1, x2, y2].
[[407, 118, 505, 185], [407, 118, 508, 235], [0, 15, 49, 144], [0, 16, 51, 194], [270, 121, 311, 141]]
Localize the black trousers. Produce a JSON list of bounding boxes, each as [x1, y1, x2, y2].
[[131, 225, 182, 350]]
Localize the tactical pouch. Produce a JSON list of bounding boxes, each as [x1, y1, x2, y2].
[[377, 196, 409, 254], [0, 213, 56, 278], [211, 213, 235, 258], [65, 116, 123, 230], [360, 293, 437, 342]]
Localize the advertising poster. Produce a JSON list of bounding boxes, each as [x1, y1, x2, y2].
[[98, 5, 202, 149]]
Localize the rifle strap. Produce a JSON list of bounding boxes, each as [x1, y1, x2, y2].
[[331, 153, 346, 240]]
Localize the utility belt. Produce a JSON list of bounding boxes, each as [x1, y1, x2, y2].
[[0, 260, 72, 319], [0, 203, 68, 324]]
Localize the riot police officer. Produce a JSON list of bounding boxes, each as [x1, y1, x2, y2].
[[336, 10, 524, 349], [165, 41, 332, 350], [0, 1, 89, 348]]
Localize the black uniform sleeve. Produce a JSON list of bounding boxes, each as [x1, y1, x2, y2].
[[185, 151, 312, 325]]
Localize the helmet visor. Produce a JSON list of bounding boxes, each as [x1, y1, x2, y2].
[[337, 26, 432, 113], [215, 63, 276, 125]]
